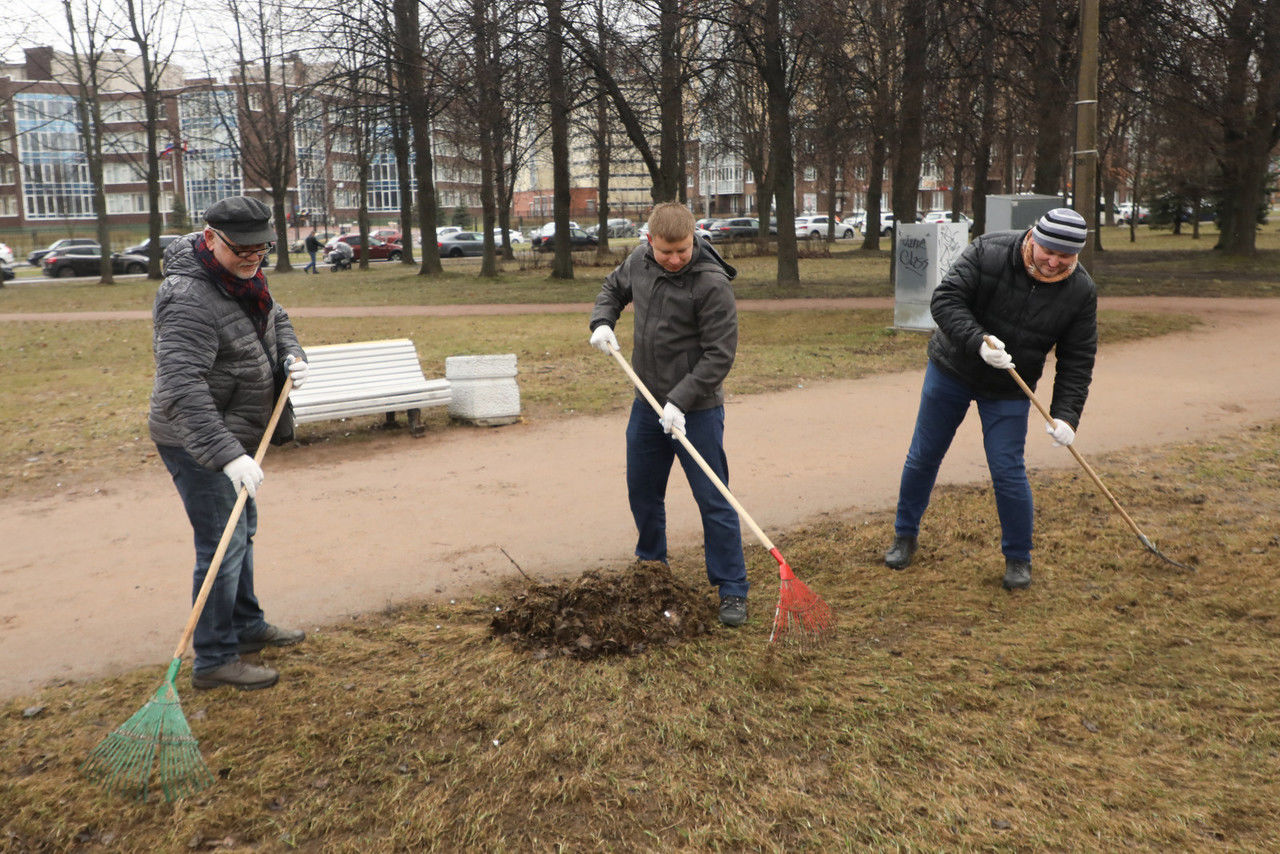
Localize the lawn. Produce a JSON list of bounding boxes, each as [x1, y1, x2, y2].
[[3, 423, 1277, 850]]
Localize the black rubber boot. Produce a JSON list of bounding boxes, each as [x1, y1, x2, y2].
[[884, 535, 918, 570], [1002, 558, 1032, 590]]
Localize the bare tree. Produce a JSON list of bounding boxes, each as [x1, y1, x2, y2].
[[61, 0, 115, 284], [391, 0, 445, 275], [118, 0, 184, 277], [544, 0, 575, 278]]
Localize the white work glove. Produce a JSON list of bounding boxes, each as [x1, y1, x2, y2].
[[660, 402, 685, 435], [589, 325, 619, 354], [222, 454, 264, 498], [979, 335, 1015, 370], [284, 354, 309, 389], [1046, 418, 1076, 447]]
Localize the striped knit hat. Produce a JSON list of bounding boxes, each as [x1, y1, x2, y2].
[[1031, 208, 1088, 254]]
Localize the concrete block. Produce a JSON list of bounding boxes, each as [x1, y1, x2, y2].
[[445, 354, 521, 425]]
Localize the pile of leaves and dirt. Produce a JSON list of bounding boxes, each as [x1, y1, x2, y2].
[[490, 560, 717, 659]]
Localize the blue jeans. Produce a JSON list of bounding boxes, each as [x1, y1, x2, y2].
[[157, 444, 269, 673], [894, 360, 1034, 562], [303, 249, 318, 273], [625, 399, 749, 598]]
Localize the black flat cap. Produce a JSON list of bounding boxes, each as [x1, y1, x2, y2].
[[204, 196, 275, 244]]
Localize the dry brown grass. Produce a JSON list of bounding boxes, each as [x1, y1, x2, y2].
[[4, 422, 1278, 851]]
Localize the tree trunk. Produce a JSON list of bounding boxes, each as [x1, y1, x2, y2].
[[763, 0, 798, 283], [861, 133, 887, 251], [892, 0, 927, 227], [546, 0, 574, 279], [393, 0, 442, 274]]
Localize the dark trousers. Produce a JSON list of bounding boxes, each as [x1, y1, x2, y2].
[[894, 360, 1034, 561], [157, 444, 269, 672], [303, 249, 318, 273], [625, 398, 749, 598]]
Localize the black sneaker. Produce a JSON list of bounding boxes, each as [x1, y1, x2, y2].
[[1002, 559, 1032, 590], [719, 595, 748, 627], [192, 659, 279, 691], [238, 623, 306, 654], [884, 534, 918, 570]]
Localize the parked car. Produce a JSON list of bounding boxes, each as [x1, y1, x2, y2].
[[862, 211, 897, 236], [370, 228, 401, 244], [0, 243, 12, 264], [122, 234, 183, 258], [28, 237, 98, 266], [324, 233, 403, 261], [438, 231, 487, 257], [795, 215, 856, 240], [1116, 203, 1149, 225], [42, 245, 150, 277], [708, 217, 768, 241], [921, 210, 974, 230], [1, 263, 13, 281], [485, 226, 524, 244], [532, 225, 598, 252]]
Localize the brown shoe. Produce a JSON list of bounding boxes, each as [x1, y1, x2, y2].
[[192, 659, 279, 691], [238, 623, 306, 654]]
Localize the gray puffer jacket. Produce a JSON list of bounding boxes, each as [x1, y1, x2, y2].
[[590, 237, 737, 412], [148, 233, 304, 469]]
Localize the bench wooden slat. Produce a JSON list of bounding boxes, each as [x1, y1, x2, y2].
[[288, 338, 449, 436]]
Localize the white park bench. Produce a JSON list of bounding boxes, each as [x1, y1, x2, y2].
[[290, 338, 450, 438]]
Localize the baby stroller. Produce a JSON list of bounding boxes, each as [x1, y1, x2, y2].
[[327, 241, 354, 271]]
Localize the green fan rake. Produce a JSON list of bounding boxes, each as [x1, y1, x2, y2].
[[82, 378, 293, 801]]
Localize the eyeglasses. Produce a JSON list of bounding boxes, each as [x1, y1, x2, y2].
[[210, 227, 273, 259]]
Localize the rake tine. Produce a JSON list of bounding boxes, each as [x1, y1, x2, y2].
[[983, 336, 1196, 573]]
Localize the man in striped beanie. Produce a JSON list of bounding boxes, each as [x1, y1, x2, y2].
[[882, 207, 1098, 591]]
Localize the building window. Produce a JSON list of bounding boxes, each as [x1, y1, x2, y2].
[[804, 166, 817, 182], [0, 194, 17, 215]]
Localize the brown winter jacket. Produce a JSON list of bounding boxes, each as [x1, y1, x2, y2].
[[590, 237, 738, 412]]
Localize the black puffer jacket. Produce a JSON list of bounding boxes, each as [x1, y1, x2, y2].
[[928, 229, 1097, 428], [590, 237, 737, 412], [148, 233, 304, 469]]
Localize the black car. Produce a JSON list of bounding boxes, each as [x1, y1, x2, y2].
[[28, 237, 99, 266], [42, 245, 151, 278], [122, 234, 182, 258], [533, 226, 598, 252], [707, 217, 765, 241]]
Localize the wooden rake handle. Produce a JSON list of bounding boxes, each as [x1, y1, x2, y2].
[[606, 345, 777, 555], [983, 335, 1149, 542], [171, 377, 294, 661]]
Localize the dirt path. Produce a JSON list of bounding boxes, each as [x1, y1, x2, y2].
[[2, 296, 1277, 699]]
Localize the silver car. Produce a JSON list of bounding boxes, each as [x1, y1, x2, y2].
[[437, 231, 486, 258]]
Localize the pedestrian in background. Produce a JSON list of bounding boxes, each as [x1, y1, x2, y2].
[[589, 202, 751, 627], [149, 195, 311, 691], [884, 208, 1098, 590], [303, 229, 323, 274]]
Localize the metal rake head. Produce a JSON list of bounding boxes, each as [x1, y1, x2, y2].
[[82, 661, 213, 802]]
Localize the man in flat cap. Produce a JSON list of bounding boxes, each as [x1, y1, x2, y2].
[[149, 196, 310, 691], [882, 207, 1098, 591]]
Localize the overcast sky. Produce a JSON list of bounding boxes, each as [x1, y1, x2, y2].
[[8, 0, 210, 68]]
